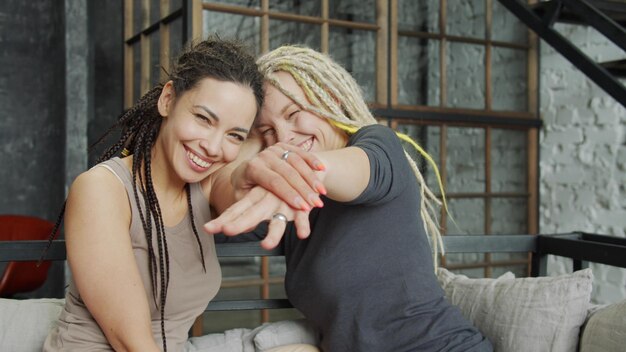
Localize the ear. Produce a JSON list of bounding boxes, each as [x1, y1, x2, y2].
[[157, 81, 176, 117]]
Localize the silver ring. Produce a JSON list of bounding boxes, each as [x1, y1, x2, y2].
[[281, 150, 291, 161], [271, 212, 288, 223]]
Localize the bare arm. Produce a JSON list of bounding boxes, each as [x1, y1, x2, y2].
[[205, 146, 370, 247], [65, 168, 160, 352]]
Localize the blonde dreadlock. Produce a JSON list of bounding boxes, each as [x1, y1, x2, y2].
[[257, 45, 448, 268]]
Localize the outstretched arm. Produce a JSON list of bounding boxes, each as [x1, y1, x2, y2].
[[205, 145, 371, 248]]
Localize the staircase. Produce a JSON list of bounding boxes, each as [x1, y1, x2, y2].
[[496, 0, 626, 108]]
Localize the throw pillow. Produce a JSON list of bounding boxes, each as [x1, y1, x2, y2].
[[579, 298, 626, 352], [253, 319, 319, 351], [437, 268, 593, 352], [0, 298, 64, 352]]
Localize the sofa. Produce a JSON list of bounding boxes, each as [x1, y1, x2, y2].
[[1, 267, 625, 352], [2, 233, 625, 351]]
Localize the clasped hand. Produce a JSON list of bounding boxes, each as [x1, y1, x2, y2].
[[204, 143, 326, 249]]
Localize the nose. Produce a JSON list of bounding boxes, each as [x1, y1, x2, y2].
[[199, 132, 222, 157], [275, 125, 295, 144]]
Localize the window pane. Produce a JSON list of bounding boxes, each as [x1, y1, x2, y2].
[[491, 198, 529, 273], [133, 41, 141, 104], [169, 15, 184, 61], [446, 0, 485, 39], [398, 37, 440, 106], [270, 20, 321, 51], [204, 11, 261, 55], [491, 47, 527, 111], [396, 123, 443, 189], [329, 0, 375, 23], [207, 0, 261, 7], [150, 33, 161, 86], [491, 128, 527, 192], [170, 0, 183, 11], [270, 0, 320, 17], [133, 0, 144, 34], [150, 0, 161, 25], [446, 42, 485, 109], [492, 0, 527, 44], [446, 127, 485, 193], [398, 0, 439, 33], [328, 27, 376, 102], [444, 198, 486, 269]]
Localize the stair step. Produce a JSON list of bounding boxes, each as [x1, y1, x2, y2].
[[532, 0, 626, 27], [600, 59, 626, 78]]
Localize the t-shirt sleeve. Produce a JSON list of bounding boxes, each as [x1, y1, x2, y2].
[[345, 124, 413, 206]]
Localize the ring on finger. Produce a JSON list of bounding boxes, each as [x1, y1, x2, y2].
[[281, 150, 291, 161], [272, 212, 288, 223]]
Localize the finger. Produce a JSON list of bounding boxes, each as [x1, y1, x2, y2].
[[246, 157, 313, 210], [221, 196, 276, 235], [276, 147, 327, 197], [293, 210, 311, 240], [275, 142, 326, 172], [258, 147, 323, 207], [261, 213, 288, 249], [204, 189, 264, 234]]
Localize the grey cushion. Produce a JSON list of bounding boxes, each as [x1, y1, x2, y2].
[[0, 298, 64, 352], [437, 268, 593, 352], [579, 298, 626, 352]]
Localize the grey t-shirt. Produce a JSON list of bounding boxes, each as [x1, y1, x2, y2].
[[281, 125, 492, 352]]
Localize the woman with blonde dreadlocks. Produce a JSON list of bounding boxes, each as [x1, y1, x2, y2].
[[42, 37, 275, 352], [206, 46, 493, 351]]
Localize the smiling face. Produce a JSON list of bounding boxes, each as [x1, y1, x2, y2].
[[256, 71, 348, 152], [156, 77, 257, 184]]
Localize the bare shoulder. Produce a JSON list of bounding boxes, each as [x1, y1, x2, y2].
[[66, 166, 131, 234]]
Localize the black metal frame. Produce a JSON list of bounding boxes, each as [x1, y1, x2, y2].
[[3, 233, 626, 311], [497, 0, 626, 108]]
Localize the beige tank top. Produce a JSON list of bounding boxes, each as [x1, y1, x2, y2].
[[44, 157, 221, 352]]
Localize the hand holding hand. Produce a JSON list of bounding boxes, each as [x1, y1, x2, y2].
[[231, 142, 327, 210], [204, 186, 311, 249]]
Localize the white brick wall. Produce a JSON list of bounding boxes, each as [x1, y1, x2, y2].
[[540, 23, 626, 304]]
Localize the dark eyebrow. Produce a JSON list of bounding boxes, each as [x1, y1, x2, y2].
[[194, 105, 249, 134], [194, 105, 219, 122]]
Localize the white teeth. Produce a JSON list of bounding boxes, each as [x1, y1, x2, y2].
[[187, 150, 211, 168], [299, 138, 313, 151]]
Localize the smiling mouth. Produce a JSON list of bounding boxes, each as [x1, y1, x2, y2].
[[298, 137, 313, 152], [186, 149, 212, 169]]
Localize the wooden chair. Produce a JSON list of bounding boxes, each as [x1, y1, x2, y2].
[[0, 215, 55, 297]]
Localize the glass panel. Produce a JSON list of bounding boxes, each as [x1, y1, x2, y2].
[[446, 198, 485, 235], [446, 127, 486, 193], [169, 15, 184, 63], [270, 0, 321, 16], [329, 0, 375, 23], [270, 20, 321, 52], [446, 42, 485, 109], [170, 0, 184, 12], [491, 128, 527, 192], [133, 41, 141, 104], [398, 0, 439, 33], [491, 198, 528, 270], [491, 47, 527, 111], [328, 27, 376, 102], [204, 11, 261, 55], [133, 0, 144, 34], [208, 0, 261, 7], [446, 0, 485, 39], [150, 0, 161, 25], [397, 37, 440, 106], [150, 33, 161, 86], [443, 198, 485, 273], [492, 0, 527, 44]]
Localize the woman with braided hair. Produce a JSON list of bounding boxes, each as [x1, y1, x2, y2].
[[206, 46, 493, 351], [42, 37, 284, 352]]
